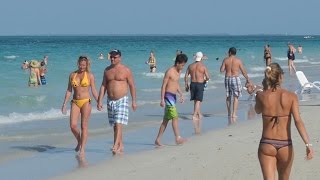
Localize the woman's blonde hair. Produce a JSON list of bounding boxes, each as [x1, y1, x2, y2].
[[77, 56, 91, 72], [262, 63, 284, 91]]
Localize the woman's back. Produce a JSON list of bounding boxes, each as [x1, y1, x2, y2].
[[256, 88, 294, 140]]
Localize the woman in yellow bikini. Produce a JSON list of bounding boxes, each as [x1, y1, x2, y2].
[[61, 56, 98, 156]]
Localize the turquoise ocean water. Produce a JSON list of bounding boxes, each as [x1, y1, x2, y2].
[[1, 35, 320, 178], [1, 36, 320, 122]]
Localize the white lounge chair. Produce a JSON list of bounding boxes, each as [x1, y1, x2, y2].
[[295, 71, 320, 94]]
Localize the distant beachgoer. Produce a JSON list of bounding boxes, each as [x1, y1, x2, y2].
[[287, 43, 296, 74], [298, 44, 303, 54], [184, 51, 210, 134], [97, 49, 137, 154], [173, 49, 183, 61], [61, 56, 98, 156], [42, 55, 48, 65], [146, 50, 156, 73], [264, 44, 272, 66], [220, 47, 250, 118], [21, 60, 29, 70], [98, 53, 104, 60], [255, 63, 313, 179], [155, 54, 188, 146], [176, 49, 182, 56], [39, 61, 47, 85], [28, 60, 41, 87]]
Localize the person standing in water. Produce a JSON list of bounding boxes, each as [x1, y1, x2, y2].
[[39, 61, 47, 85], [184, 51, 210, 134], [287, 43, 297, 75], [28, 60, 41, 87], [298, 44, 303, 54], [264, 44, 272, 66], [147, 50, 157, 73], [220, 47, 250, 119]]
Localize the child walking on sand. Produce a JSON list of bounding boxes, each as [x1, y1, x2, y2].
[[155, 54, 188, 146]]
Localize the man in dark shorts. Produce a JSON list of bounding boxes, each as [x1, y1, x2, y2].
[[184, 52, 210, 131]]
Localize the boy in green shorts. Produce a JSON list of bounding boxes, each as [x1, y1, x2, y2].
[[155, 54, 188, 146]]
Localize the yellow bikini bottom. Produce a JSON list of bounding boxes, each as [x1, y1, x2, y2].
[[72, 98, 91, 108]]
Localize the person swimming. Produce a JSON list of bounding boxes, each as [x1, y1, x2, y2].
[[98, 53, 104, 60]]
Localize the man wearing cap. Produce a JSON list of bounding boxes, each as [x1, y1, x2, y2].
[[184, 52, 210, 134], [220, 47, 250, 120], [97, 49, 137, 154]]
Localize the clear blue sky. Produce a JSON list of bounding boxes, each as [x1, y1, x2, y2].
[[0, 0, 319, 35]]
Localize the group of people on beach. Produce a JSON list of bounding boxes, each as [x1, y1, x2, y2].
[[61, 46, 313, 179], [22, 55, 48, 87]]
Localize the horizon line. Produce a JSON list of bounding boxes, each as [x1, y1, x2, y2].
[[0, 33, 318, 37]]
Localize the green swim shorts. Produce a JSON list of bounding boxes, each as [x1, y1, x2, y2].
[[164, 105, 178, 120]]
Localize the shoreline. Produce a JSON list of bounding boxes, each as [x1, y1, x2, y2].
[[53, 103, 320, 180], [0, 98, 253, 179]]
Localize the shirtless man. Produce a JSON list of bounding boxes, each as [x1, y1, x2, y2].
[[97, 49, 137, 154], [184, 52, 210, 134], [220, 47, 250, 118], [155, 54, 188, 146]]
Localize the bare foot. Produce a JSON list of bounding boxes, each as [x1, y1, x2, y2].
[[194, 128, 201, 135], [117, 146, 124, 152], [155, 139, 162, 147], [111, 144, 119, 153], [75, 144, 81, 152], [192, 115, 199, 121], [79, 149, 85, 157], [176, 136, 187, 145]]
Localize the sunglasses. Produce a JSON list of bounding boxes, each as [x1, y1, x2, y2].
[[110, 55, 120, 59]]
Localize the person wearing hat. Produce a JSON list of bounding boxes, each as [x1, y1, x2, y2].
[[28, 60, 41, 87], [97, 49, 137, 154], [184, 52, 210, 134]]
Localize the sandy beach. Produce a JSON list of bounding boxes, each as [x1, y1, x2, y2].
[[53, 101, 320, 180]]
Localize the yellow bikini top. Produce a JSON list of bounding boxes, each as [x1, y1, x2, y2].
[[71, 71, 90, 87], [149, 57, 155, 64]]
